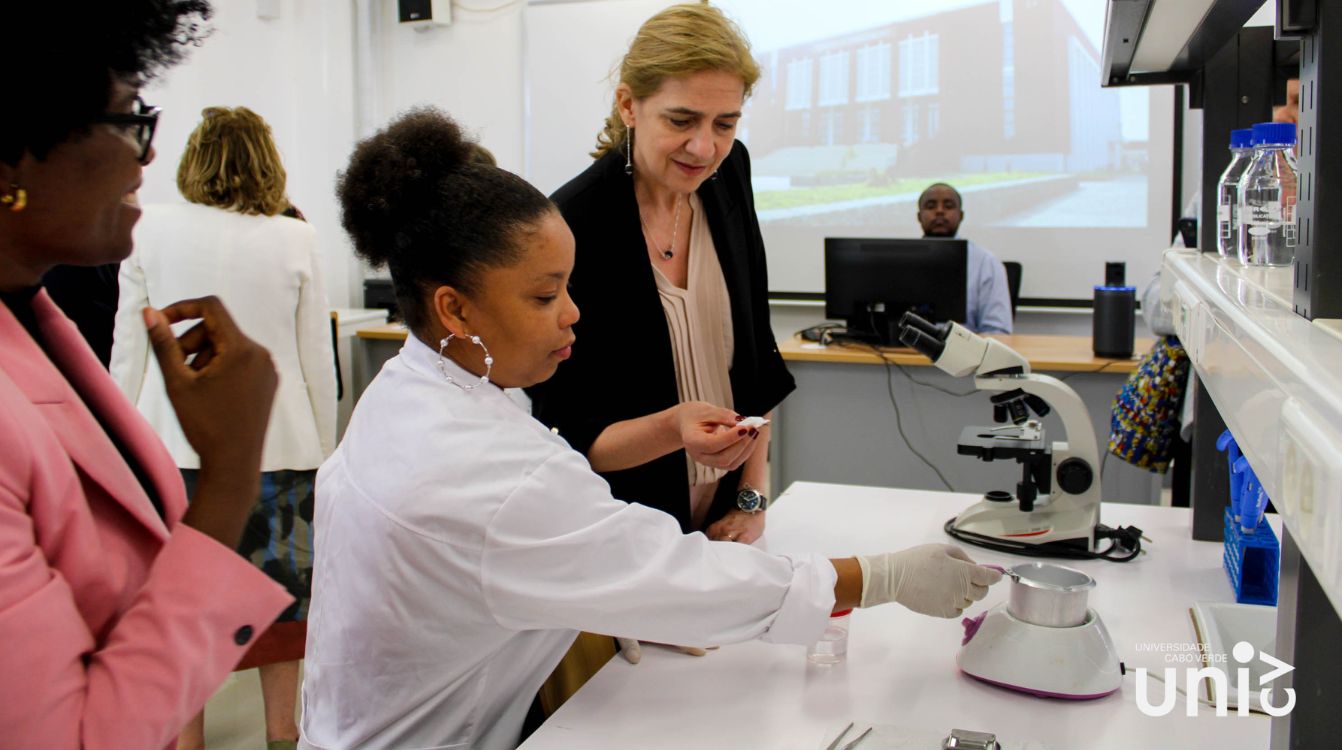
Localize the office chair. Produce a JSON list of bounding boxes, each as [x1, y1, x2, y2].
[[1003, 261, 1022, 318]]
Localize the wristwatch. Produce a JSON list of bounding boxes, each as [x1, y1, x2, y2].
[[736, 487, 768, 514]]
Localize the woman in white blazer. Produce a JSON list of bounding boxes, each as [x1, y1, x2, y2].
[[111, 107, 335, 750], [300, 108, 1000, 750]]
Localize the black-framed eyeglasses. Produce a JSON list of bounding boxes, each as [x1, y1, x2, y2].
[[92, 96, 161, 164]]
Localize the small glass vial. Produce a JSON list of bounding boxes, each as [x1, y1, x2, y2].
[[807, 609, 851, 665]]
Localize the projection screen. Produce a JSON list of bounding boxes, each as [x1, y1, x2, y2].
[[524, 0, 1174, 302]]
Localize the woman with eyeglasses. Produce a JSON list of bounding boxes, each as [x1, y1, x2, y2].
[[111, 105, 336, 750], [0, 4, 292, 748]]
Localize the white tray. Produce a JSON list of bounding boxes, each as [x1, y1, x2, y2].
[[1188, 601, 1278, 712]]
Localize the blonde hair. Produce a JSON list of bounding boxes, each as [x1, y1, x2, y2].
[[593, 2, 759, 158], [177, 106, 290, 216]]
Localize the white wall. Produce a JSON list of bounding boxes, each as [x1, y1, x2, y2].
[[133, 0, 1275, 311], [524, 0, 676, 195], [139, 0, 546, 306], [139, 0, 360, 305], [371, 1, 528, 172]]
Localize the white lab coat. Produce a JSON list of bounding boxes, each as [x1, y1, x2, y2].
[[299, 335, 836, 750], [111, 203, 336, 471]]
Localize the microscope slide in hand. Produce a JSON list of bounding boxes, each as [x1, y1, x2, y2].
[[737, 416, 770, 429]]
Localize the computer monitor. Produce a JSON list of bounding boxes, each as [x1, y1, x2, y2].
[[824, 237, 968, 346]]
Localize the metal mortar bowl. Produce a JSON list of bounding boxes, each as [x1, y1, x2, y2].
[[1002, 562, 1095, 628]]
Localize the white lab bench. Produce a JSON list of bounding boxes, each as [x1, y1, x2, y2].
[[520, 481, 1275, 750]]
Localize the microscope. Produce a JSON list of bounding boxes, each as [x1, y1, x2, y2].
[[897, 313, 1102, 551]]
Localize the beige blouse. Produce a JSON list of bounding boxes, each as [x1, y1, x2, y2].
[[651, 193, 736, 530]]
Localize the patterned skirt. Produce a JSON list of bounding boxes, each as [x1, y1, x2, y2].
[[180, 469, 315, 622]]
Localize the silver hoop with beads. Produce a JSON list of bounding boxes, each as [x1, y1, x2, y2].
[[437, 333, 493, 391]]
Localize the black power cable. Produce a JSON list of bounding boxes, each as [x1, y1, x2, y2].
[[871, 344, 957, 492], [944, 516, 1144, 562]]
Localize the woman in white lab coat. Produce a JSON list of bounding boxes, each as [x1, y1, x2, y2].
[[299, 109, 1002, 750]]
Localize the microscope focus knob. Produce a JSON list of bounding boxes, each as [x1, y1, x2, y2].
[[1056, 458, 1094, 495]]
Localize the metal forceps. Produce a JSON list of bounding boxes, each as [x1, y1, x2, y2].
[[825, 722, 874, 750]]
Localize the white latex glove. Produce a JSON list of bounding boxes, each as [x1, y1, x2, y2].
[[856, 544, 1003, 618], [615, 637, 710, 664]]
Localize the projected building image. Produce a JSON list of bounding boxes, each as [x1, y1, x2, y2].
[[737, 0, 1141, 230]]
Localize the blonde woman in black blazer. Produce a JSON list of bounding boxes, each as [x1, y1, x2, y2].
[[530, 3, 791, 547], [525, 4, 794, 710], [533, 138, 792, 536]]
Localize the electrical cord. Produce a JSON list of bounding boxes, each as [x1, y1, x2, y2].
[[808, 326, 978, 397], [804, 324, 1133, 546], [874, 346, 956, 492], [943, 516, 1144, 561], [1056, 362, 1119, 381], [893, 359, 979, 397], [792, 325, 957, 489], [796, 323, 845, 343]]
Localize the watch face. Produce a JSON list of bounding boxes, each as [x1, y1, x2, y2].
[[737, 489, 763, 513]]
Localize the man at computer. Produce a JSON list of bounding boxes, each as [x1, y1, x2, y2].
[[917, 183, 1014, 334]]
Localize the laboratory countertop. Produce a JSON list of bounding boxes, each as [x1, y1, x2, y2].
[[520, 481, 1275, 750], [778, 334, 1153, 373], [356, 324, 1152, 375]]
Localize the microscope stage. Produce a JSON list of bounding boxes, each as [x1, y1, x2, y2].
[[957, 424, 1048, 461]]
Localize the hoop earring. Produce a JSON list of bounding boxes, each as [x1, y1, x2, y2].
[[437, 333, 493, 391], [624, 128, 634, 176], [1, 184, 27, 212]]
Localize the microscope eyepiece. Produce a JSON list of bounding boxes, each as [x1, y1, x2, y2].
[[898, 326, 946, 360], [897, 312, 951, 342]]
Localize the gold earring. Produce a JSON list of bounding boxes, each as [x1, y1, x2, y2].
[[1, 184, 27, 212]]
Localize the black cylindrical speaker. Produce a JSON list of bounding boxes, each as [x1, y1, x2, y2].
[[1093, 286, 1136, 358]]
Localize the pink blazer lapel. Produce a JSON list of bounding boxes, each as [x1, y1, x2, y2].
[[0, 292, 183, 537]]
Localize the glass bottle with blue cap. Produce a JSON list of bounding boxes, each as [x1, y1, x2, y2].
[[1217, 128, 1255, 258], [1237, 121, 1299, 266]]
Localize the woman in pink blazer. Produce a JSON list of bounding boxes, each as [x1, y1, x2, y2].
[[0, 3, 293, 748]]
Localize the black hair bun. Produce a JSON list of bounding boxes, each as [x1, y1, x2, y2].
[[337, 107, 476, 269], [334, 107, 551, 332]]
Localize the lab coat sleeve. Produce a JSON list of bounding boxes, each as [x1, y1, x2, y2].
[[480, 450, 835, 648], [108, 249, 151, 404], [295, 236, 338, 458], [976, 255, 1014, 335]]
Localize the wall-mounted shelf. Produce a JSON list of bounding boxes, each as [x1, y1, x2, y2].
[[1102, 0, 1268, 86], [1163, 248, 1342, 615]]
